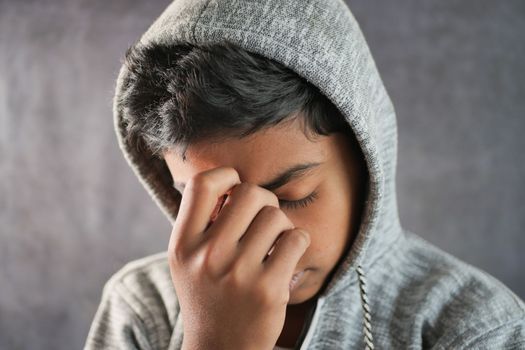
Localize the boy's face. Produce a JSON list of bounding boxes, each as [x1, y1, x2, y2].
[[162, 117, 366, 305]]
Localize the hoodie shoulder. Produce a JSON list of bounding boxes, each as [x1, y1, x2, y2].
[[373, 230, 525, 348], [84, 252, 179, 350], [104, 252, 173, 296]]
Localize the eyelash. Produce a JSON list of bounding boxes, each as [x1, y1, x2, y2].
[[279, 190, 319, 210]]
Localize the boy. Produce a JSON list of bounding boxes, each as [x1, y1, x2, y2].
[[85, 0, 525, 349]]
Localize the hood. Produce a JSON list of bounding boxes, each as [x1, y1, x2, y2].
[[113, 0, 403, 347]]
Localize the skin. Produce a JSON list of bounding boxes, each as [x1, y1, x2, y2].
[[162, 117, 367, 348]]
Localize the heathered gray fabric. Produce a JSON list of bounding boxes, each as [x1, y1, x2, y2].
[[85, 0, 525, 349]]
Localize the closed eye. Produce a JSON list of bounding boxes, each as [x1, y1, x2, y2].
[[279, 190, 318, 210]]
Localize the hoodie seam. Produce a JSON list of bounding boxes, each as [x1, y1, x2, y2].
[[448, 317, 525, 348], [193, 0, 213, 42], [194, 25, 327, 73]]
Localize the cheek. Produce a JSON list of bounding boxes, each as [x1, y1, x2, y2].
[[294, 191, 352, 266]]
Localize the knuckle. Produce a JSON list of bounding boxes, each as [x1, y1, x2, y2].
[[231, 182, 259, 202], [230, 183, 279, 208], [187, 173, 214, 194], [257, 187, 279, 207], [199, 250, 214, 273], [259, 205, 280, 216], [193, 244, 220, 277], [286, 229, 310, 246], [169, 241, 186, 265], [266, 191, 280, 207], [168, 232, 188, 266], [260, 206, 293, 227], [224, 274, 242, 290], [224, 262, 246, 289]]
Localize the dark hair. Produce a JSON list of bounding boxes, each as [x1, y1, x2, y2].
[[118, 40, 355, 161]]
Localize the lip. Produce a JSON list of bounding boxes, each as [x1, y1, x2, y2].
[[289, 270, 306, 291]]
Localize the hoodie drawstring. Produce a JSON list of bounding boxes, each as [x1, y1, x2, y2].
[[356, 265, 375, 349]]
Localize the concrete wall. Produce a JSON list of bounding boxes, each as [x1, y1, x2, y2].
[[1, 1, 523, 348]]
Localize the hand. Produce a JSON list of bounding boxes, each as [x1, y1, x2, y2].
[[168, 166, 311, 350]]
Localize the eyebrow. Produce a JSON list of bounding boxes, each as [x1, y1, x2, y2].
[[172, 161, 323, 193]]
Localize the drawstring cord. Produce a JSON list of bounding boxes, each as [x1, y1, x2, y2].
[[356, 265, 375, 349]]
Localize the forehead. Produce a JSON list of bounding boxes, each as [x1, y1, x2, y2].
[[163, 118, 331, 183]]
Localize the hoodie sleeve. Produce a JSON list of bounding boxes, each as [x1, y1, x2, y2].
[[425, 269, 525, 350], [84, 277, 154, 350], [461, 319, 525, 348], [432, 318, 525, 349]]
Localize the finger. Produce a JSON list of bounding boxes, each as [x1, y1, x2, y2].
[[235, 206, 295, 267], [205, 183, 280, 257], [262, 228, 310, 289], [171, 166, 241, 256]]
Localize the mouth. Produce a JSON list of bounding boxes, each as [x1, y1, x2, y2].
[[289, 270, 306, 291]]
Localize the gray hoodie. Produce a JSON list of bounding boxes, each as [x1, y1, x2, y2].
[[84, 0, 525, 349]]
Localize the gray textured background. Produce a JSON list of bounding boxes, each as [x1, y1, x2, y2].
[[1, 1, 523, 349]]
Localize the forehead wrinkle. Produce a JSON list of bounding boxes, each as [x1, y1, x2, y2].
[[172, 160, 323, 194], [168, 124, 329, 194]]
